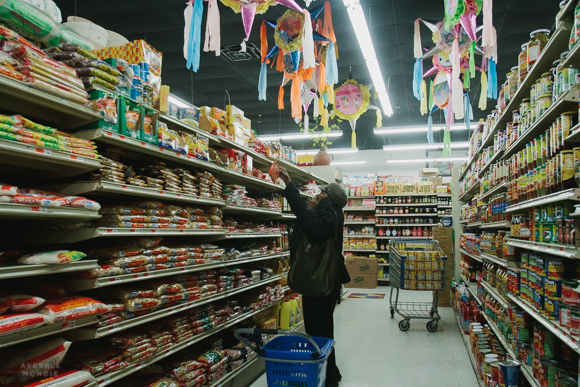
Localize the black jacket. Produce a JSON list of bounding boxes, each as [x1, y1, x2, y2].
[[282, 182, 351, 292]]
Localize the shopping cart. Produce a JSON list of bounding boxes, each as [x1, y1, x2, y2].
[[234, 328, 335, 387], [389, 238, 448, 332]]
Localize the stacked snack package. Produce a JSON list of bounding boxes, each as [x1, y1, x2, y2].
[[222, 185, 257, 207], [0, 26, 90, 105], [45, 44, 120, 92], [94, 201, 190, 230], [174, 168, 198, 195], [0, 184, 100, 210], [0, 114, 98, 158], [258, 197, 282, 212], [92, 156, 127, 184], [197, 171, 221, 199]]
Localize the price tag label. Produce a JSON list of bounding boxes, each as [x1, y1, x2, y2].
[[129, 229, 137, 233], [30, 207, 48, 212], [70, 155, 78, 161], [109, 277, 118, 282], [176, 194, 181, 198], [121, 185, 131, 190], [106, 229, 117, 233], [105, 131, 114, 137], [108, 324, 119, 331], [140, 141, 146, 146], [159, 191, 164, 195], [176, 152, 182, 157], [159, 147, 165, 152], [100, 377, 110, 385], [119, 135, 126, 140], [62, 320, 76, 328]]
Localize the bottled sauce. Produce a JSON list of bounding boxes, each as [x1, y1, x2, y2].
[[412, 226, 418, 237], [424, 226, 430, 237], [496, 232, 505, 258], [417, 227, 423, 237]]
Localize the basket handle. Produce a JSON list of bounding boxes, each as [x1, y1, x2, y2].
[[234, 328, 323, 358]]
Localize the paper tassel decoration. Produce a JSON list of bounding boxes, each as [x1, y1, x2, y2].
[[482, 0, 496, 60], [487, 58, 497, 99], [320, 108, 329, 127], [302, 10, 315, 69], [420, 80, 428, 115], [427, 111, 434, 144], [325, 42, 338, 84], [278, 86, 284, 109], [479, 70, 488, 110], [442, 129, 452, 157], [376, 107, 382, 128], [184, 0, 203, 72], [414, 18, 422, 59], [258, 62, 267, 101], [451, 38, 464, 120], [276, 0, 303, 12], [349, 119, 357, 149], [203, 0, 220, 55]]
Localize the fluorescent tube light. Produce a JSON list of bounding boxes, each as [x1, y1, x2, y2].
[[374, 124, 478, 135], [331, 160, 367, 165], [383, 142, 470, 151], [296, 148, 359, 155], [258, 130, 343, 141], [343, 0, 393, 116], [168, 95, 192, 108], [386, 157, 469, 164]]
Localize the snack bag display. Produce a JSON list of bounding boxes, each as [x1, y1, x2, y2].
[[142, 107, 157, 145], [0, 295, 45, 313], [122, 99, 142, 140]]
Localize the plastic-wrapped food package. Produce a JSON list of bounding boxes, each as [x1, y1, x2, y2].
[[17, 250, 86, 265], [89, 245, 142, 259], [110, 332, 148, 348], [101, 287, 155, 301], [39, 296, 105, 323], [0, 294, 45, 313], [125, 298, 160, 312], [100, 255, 150, 268], [65, 345, 124, 376], [0, 338, 71, 384], [0, 313, 50, 336]]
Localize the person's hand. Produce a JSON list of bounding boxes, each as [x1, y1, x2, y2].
[[307, 196, 320, 210], [279, 167, 291, 185]]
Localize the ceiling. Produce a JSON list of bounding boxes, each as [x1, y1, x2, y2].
[[55, 0, 559, 150]]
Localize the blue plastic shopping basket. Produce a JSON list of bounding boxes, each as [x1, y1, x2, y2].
[[235, 328, 335, 387]]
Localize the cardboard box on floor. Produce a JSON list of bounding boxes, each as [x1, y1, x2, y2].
[[431, 226, 454, 306], [345, 257, 378, 289]]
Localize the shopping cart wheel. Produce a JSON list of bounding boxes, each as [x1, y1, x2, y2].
[[398, 319, 410, 331], [390, 308, 394, 318], [426, 320, 438, 332]]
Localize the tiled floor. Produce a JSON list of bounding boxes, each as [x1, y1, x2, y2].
[[251, 288, 479, 387]]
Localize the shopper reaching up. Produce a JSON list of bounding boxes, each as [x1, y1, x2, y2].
[[278, 167, 350, 387]]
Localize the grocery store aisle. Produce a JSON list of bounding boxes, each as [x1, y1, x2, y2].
[[251, 289, 478, 387]]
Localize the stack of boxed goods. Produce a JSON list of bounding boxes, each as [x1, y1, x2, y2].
[[344, 257, 378, 289], [432, 226, 454, 306]]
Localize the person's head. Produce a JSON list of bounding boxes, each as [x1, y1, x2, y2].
[[319, 183, 348, 209]]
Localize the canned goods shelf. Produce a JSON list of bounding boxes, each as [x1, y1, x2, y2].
[[506, 293, 580, 355], [454, 312, 485, 387], [459, 249, 483, 263], [480, 252, 513, 268], [459, 181, 480, 202], [62, 253, 288, 291], [502, 89, 580, 161], [225, 232, 282, 239], [437, 205, 453, 209], [95, 294, 286, 386], [65, 275, 283, 342], [0, 315, 98, 349], [504, 188, 580, 213], [0, 203, 101, 222], [480, 311, 539, 387], [47, 180, 227, 207], [479, 221, 511, 229], [375, 223, 435, 227], [0, 75, 103, 129], [375, 193, 438, 197], [0, 260, 98, 280], [344, 207, 376, 211], [344, 221, 375, 225], [505, 238, 580, 259], [478, 146, 505, 178], [0, 138, 101, 178], [479, 181, 508, 202], [26, 228, 227, 244], [480, 280, 510, 309]]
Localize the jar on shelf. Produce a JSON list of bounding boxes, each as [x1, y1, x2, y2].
[[539, 71, 553, 97], [528, 29, 551, 66], [508, 67, 518, 99], [519, 43, 529, 82], [520, 98, 531, 117], [536, 93, 552, 119]]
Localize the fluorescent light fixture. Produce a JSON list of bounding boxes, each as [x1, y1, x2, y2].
[[331, 160, 367, 165], [296, 148, 359, 155], [168, 95, 191, 108], [258, 130, 343, 141], [383, 142, 470, 151], [343, 0, 393, 116], [386, 157, 469, 164], [374, 123, 478, 135]]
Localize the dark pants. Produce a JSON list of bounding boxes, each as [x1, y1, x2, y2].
[[302, 290, 341, 386]]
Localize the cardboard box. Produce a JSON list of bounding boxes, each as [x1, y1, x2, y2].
[[419, 168, 439, 177], [345, 257, 378, 274], [345, 273, 377, 289]]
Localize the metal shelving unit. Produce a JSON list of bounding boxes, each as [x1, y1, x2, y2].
[[342, 248, 376, 252], [222, 205, 283, 217], [478, 181, 508, 201], [467, 222, 482, 228], [273, 158, 329, 185], [375, 223, 435, 227], [0, 203, 101, 222], [0, 260, 98, 280], [459, 181, 480, 202], [479, 221, 511, 229], [506, 238, 580, 259], [478, 146, 505, 178], [480, 280, 510, 309], [375, 213, 437, 217], [63, 253, 289, 291], [344, 221, 375, 225], [47, 180, 227, 207], [225, 232, 282, 239], [0, 315, 98, 349], [454, 312, 485, 387], [459, 249, 483, 263], [344, 207, 376, 211], [480, 252, 510, 267], [0, 138, 101, 178], [504, 188, 580, 213], [375, 203, 437, 207]]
